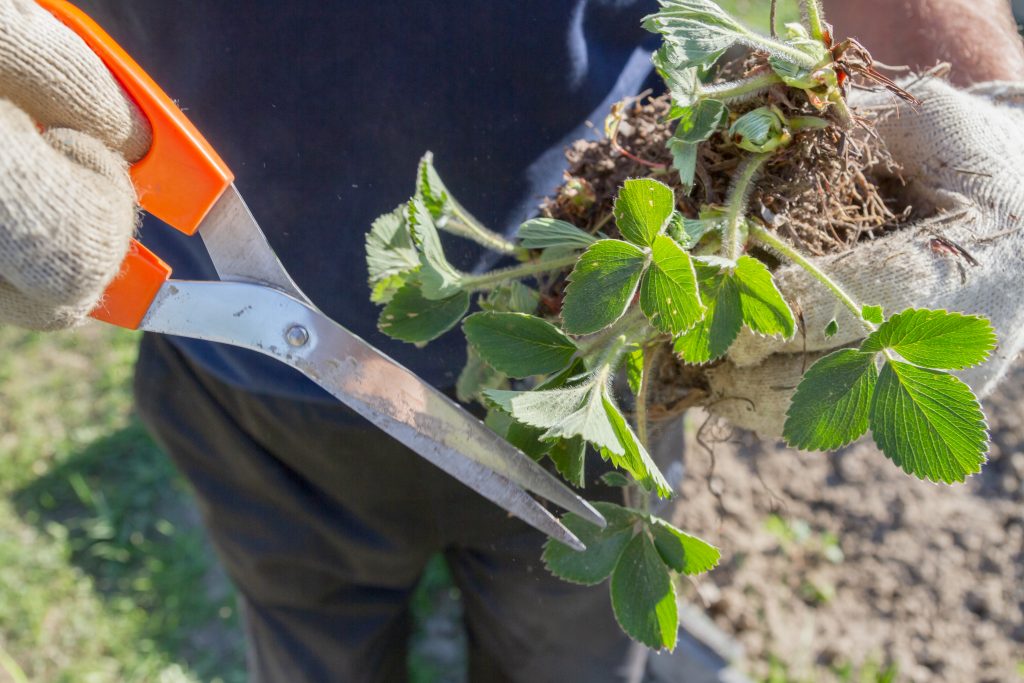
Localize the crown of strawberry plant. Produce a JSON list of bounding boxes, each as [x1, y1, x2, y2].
[[364, 0, 995, 651]]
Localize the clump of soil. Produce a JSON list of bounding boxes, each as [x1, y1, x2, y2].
[[670, 364, 1024, 682], [536, 52, 921, 417]]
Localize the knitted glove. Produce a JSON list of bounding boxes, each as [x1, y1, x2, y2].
[[0, 0, 150, 330], [706, 78, 1024, 438]]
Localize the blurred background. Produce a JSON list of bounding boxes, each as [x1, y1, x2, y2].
[[0, 2, 1021, 682]]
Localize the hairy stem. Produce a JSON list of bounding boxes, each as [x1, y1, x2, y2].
[[702, 72, 784, 104], [828, 91, 856, 130], [443, 201, 518, 255], [723, 153, 771, 261], [460, 252, 580, 292], [749, 223, 877, 333], [741, 28, 822, 68], [801, 0, 827, 42], [633, 343, 662, 515]]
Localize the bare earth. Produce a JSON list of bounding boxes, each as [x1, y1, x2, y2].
[[672, 365, 1024, 682]]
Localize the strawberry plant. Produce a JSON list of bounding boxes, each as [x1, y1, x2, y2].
[[365, 0, 996, 651]]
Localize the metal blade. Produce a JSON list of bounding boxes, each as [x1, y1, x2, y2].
[[139, 280, 606, 548], [198, 185, 311, 304]]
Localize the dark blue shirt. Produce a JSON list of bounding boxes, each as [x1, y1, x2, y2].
[[78, 1, 657, 401]]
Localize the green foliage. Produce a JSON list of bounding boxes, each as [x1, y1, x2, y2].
[[463, 312, 577, 378], [378, 282, 470, 344], [544, 504, 719, 650], [366, 206, 420, 304], [787, 309, 994, 483], [614, 178, 677, 246], [517, 217, 598, 249], [729, 106, 792, 153], [640, 235, 704, 335], [561, 239, 647, 334], [612, 532, 678, 650], [870, 360, 987, 483], [861, 308, 996, 370]]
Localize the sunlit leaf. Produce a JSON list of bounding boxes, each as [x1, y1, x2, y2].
[[640, 235, 705, 335], [463, 312, 578, 378], [378, 282, 469, 343], [517, 218, 598, 250], [860, 309, 996, 370], [614, 179, 676, 247], [784, 349, 877, 451], [562, 240, 648, 334], [870, 360, 988, 484]]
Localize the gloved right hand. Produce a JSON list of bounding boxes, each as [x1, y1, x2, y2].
[[0, 0, 150, 330]]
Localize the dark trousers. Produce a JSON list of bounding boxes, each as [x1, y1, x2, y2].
[[133, 334, 632, 682]]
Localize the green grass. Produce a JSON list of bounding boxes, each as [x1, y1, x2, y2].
[[0, 325, 245, 683]]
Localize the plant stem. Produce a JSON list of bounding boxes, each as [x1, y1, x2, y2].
[[576, 307, 651, 362], [444, 201, 518, 255], [702, 72, 784, 104], [749, 224, 877, 333], [633, 344, 662, 515], [723, 153, 771, 261], [460, 252, 580, 292], [828, 91, 856, 130], [742, 29, 821, 68], [800, 0, 827, 43]]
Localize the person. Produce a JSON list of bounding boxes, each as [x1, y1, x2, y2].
[[1, 0, 1022, 681]]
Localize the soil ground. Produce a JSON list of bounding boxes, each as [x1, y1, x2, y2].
[[671, 363, 1024, 682]]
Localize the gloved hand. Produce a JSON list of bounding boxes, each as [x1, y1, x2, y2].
[[706, 77, 1024, 438], [0, 0, 150, 330]]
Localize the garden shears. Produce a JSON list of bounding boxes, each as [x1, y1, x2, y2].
[[39, 0, 605, 550]]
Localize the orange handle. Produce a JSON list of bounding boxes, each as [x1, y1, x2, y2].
[[36, 0, 236, 328]]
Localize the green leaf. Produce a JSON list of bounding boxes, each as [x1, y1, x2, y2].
[[506, 419, 553, 461], [602, 397, 672, 497], [378, 282, 469, 344], [611, 532, 678, 651], [729, 106, 792, 153], [505, 380, 622, 453], [614, 178, 676, 247], [652, 45, 701, 107], [784, 350, 878, 451], [626, 347, 645, 396], [601, 471, 633, 487], [860, 309, 996, 370], [673, 99, 728, 143], [463, 312, 578, 379], [366, 206, 419, 285], [642, 0, 750, 70], [417, 151, 450, 220], [649, 519, 721, 575], [479, 281, 540, 314], [824, 319, 838, 338], [406, 198, 465, 300], [549, 437, 586, 487], [543, 503, 638, 585], [561, 240, 648, 334], [456, 344, 507, 403], [370, 271, 416, 305], [870, 360, 988, 483], [734, 255, 796, 339], [517, 218, 597, 249], [667, 136, 698, 188], [640, 235, 705, 335], [673, 261, 741, 363], [862, 305, 884, 325]]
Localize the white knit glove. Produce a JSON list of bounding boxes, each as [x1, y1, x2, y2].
[[706, 77, 1024, 438], [0, 0, 150, 330]]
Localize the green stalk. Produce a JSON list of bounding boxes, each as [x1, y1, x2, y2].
[[460, 252, 580, 292], [749, 224, 876, 333], [633, 344, 659, 515], [741, 28, 821, 68], [723, 153, 771, 261], [443, 200, 518, 255], [828, 91, 856, 130], [800, 0, 827, 43], [702, 72, 784, 104]]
